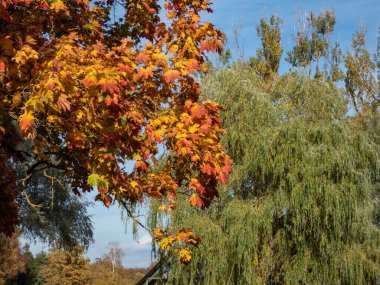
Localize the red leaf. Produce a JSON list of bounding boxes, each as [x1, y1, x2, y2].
[[103, 194, 112, 207], [186, 59, 200, 74], [164, 2, 171, 9], [0, 61, 5, 72], [200, 40, 215, 53]]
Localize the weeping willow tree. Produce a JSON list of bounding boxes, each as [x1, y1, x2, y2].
[[149, 63, 380, 284]]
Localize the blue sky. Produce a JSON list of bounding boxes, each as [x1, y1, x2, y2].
[[26, 0, 380, 269]]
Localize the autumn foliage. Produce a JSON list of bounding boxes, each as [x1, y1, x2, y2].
[[0, 0, 231, 263]]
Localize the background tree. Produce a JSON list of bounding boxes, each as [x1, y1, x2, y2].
[[0, 233, 25, 285], [148, 10, 380, 281], [286, 9, 344, 81], [249, 16, 283, 84], [345, 28, 378, 113], [152, 62, 380, 285], [39, 245, 91, 285], [103, 241, 125, 274], [18, 165, 94, 249], [10, 246, 48, 285]]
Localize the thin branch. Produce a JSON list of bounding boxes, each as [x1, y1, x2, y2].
[[119, 199, 150, 232]]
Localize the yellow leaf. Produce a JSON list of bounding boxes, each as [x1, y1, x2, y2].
[[130, 181, 138, 188], [189, 124, 199, 134], [158, 205, 167, 211]]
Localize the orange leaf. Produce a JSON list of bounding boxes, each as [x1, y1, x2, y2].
[[19, 111, 35, 132], [190, 104, 207, 119], [44, 78, 56, 91], [118, 63, 133, 73], [200, 40, 215, 53], [82, 75, 97, 88], [104, 96, 112, 106], [137, 67, 154, 80], [189, 194, 204, 208], [189, 178, 205, 195], [0, 61, 5, 72], [136, 53, 150, 64], [164, 69, 180, 83], [57, 94, 71, 111], [200, 163, 213, 175], [186, 59, 200, 74], [136, 160, 148, 171], [99, 78, 120, 93]]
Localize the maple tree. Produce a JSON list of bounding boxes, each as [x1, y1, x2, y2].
[[0, 0, 232, 263]]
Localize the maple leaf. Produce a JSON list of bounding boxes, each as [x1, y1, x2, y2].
[[178, 248, 192, 265], [99, 78, 120, 93], [189, 194, 204, 208], [104, 96, 112, 106], [137, 67, 154, 80], [200, 163, 213, 175], [44, 78, 56, 91], [0, 61, 5, 72], [118, 63, 133, 74], [164, 69, 180, 83], [190, 104, 207, 119], [200, 40, 215, 53], [159, 237, 174, 250], [87, 174, 101, 186], [51, 0, 68, 13], [185, 59, 200, 74], [57, 94, 71, 112], [96, 193, 113, 208], [19, 111, 35, 132], [136, 53, 150, 64], [152, 228, 165, 240], [164, 2, 171, 10], [82, 75, 97, 88], [189, 178, 205, 195], [136, 160, 148, 171]]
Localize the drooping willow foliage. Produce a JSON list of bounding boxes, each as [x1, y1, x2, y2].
[[149, 63, 380, 284]]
